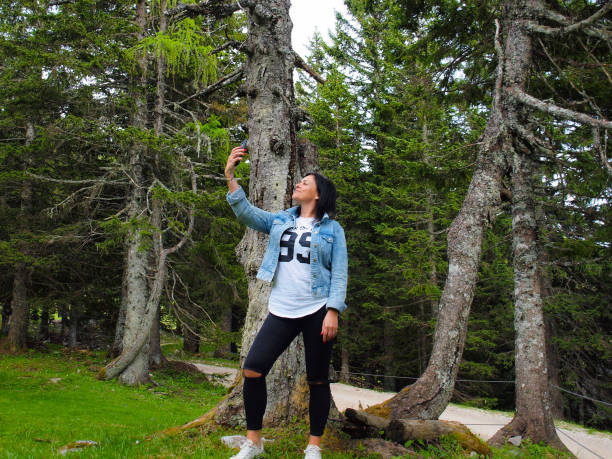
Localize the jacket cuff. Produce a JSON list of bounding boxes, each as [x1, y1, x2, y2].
[[226, 186, 246, 205], [326, 301, 346, 314]]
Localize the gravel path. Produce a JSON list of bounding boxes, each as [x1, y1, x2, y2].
[[193, 364, 611, 459]]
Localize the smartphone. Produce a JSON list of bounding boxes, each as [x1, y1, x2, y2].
[[236, 140, 247, 166]]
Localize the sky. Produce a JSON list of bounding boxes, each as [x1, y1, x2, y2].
[[290, 0, 348, 57]]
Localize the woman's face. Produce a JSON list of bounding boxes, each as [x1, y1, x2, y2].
[[292, 175, 319, 205]]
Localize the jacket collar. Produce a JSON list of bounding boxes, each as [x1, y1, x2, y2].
[[287, 206, 329, 222]]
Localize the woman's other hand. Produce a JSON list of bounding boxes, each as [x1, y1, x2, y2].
[[321, 309, 338, 343]]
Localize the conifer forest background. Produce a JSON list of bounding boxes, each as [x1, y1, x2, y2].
[[1, 0, 610, 431]]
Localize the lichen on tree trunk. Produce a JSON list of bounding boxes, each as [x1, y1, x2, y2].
[[488, 152, 567, 452]]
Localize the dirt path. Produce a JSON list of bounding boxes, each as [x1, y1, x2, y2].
[[193, 364, 610, 459]]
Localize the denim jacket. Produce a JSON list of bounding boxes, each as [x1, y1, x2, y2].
[[226, 186, 348, 313]]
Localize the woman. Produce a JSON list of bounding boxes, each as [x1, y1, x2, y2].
[[225, 144, 348, 459]]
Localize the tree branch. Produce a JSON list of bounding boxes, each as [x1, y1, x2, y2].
[[176, 66, 244, 106], [593, 127, 612, 176], [294, 52, 326, 84], [26, 171, 125, 185], [166, 0, 252, 21], [508, 86, 612, 130], [209, 40, 247, 56], [578, 37, 612, 85], [530, 1, 612, 40]]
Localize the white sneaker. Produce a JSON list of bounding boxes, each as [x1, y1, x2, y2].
[[303, 444, 322, 459], [229, 439, 264, 459]]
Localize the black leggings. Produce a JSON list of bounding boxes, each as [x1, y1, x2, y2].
[[242, 306, 333, 436]]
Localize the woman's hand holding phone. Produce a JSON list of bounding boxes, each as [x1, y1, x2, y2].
[[225, 142, 248, 193]]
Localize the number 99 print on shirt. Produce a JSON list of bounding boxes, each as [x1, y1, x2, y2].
[[279, 228, 311, 263], [268, 216, 328, 318]]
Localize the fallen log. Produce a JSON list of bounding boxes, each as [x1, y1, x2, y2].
[[342, 409, 492, 457]]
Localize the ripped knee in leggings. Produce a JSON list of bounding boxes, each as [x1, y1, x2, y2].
[[243, 369, 263, 378], [308, 380, 329, 386]]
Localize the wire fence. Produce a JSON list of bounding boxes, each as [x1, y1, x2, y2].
[[335, 369, 611, 458], [337, 370, 611, 407], [555, 427, 605, 459]]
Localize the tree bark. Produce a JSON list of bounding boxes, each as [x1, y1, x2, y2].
[[214, 0, 320, 427], [8, 121, 35, 352], [148, 1, 169, 369], [101, 0, 153, 385], [488, 153, 566, 451]]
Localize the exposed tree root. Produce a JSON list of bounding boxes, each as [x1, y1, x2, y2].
[[489, 415, 573, 455], [149, 407, 218, 439]]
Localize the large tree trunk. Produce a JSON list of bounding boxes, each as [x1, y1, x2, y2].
[[489, 153, 566, 451], [148, 0, 169, 371], [215, 0, 322, 426], [8, 121, 35, 352], [100, 0, 153, 385], [486, 1, 567, 450], [383, 0, 560, 421], [385, 125, 508, 419]]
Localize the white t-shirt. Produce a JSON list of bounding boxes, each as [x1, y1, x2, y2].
[[268, 216, 328, 318]]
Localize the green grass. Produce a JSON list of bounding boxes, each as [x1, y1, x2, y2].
[[0, 346, 361, 458], [0, 347, 579, 458], [159, 332, 240, 369], [0, 346, 227, 458]]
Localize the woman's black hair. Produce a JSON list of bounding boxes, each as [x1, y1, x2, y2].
[[304, 172, 337, 220]]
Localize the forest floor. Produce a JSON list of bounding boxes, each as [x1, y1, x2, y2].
[[192, 363, 612, 459], [0, 346, 605, 458]]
